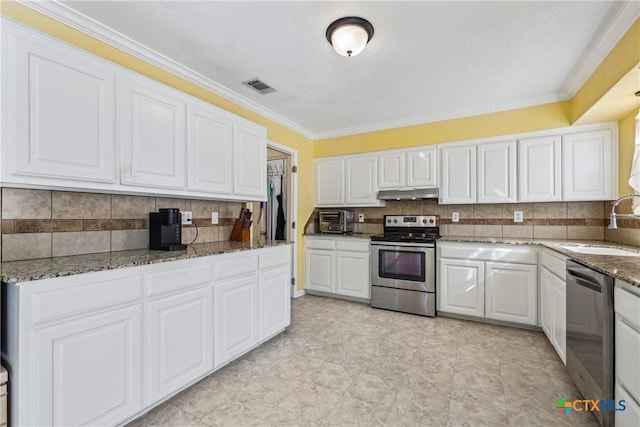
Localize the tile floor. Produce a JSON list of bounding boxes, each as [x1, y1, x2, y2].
[[128, 295, 598, 426]]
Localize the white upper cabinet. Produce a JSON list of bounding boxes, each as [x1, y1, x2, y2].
[[378, 152, 405, 189], [233, 121, 267, 199], [316, 158, 345, 206], [187, 102, 234, 195], [406, 147, 438, 188], [440, 144, 476, 204], [119, 74, 187, 190], [2, 21, 116, 185], [477, 140, 517, 203], [563, 129, 616, 200], [345, 155, 378, 205], [377, 147, 437, 190], [518, 135, 562, 202]]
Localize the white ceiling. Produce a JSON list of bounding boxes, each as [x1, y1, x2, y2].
[[46, 1, 638, 139]]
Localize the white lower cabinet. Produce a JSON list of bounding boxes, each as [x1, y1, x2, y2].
[[34, 305, 143, 427], [439, 259, 485, 317], [615, 280, 640, 426], [304, 236, 370, 300], [485, 262, 537, 325], [259, 265, 291, 340], [539, 248, 567, 363], [4, 244, 292, 427], [146, 287, 213, 405], [437, 242, 537, 326], [214, 275, 259, 367]]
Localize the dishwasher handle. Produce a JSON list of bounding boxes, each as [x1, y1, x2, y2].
[[567, 267, 603, 293]]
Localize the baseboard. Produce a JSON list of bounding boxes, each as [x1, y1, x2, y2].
[[292, 288, 306, 298]]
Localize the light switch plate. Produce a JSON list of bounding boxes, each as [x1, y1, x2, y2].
[[514, 211, 523, 223], [452, 212, 459, 222], [211, 212, 219, 225], [358, 213, 365, 223], [181, 211, 193, 225]]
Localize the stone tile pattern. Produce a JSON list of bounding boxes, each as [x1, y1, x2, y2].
[[0, 188, 244, 262], [129, 296, 598, 427], [308, 200, 611, 241]]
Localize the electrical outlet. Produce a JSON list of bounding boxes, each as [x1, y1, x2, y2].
[[211, 212, 219, 225], [181, 211, 192, 225], [358, 213, 365, 223], [452, 212, 459, 223], [513, 211, 524, 223]]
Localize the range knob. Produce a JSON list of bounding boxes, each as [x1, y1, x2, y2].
[[422, 219, 427, 224], [393, 219, 398, 223], [429, 218, 434, 224]]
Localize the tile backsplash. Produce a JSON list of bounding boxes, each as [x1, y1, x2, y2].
[[0, 188, 243, 262], [307, 199, 619, 242]]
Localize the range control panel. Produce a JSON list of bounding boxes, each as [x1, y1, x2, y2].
[[383, 215, 439, 227]]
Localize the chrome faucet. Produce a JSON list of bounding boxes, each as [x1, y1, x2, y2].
[[609, 193, 640, 229]]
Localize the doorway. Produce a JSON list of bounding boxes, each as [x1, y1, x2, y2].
[[258, 141, 298, 296]]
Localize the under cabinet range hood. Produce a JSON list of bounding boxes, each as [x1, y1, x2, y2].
[[376, 188, 439, 200]]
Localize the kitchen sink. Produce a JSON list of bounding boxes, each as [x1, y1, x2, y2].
[[559, 245, 640, 256]]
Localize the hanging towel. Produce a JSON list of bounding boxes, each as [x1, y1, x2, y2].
[[629, 110, 640, 193]]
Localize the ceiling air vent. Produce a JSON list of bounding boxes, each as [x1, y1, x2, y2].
[[242, 78, 276, 95]]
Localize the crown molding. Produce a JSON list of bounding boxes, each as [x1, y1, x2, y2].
[[559, 1, 640, 98], [313, 93, 566, 140], [17, 0, 316, 141]]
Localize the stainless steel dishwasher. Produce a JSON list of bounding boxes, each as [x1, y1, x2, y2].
[[566, 260, 614, 427]]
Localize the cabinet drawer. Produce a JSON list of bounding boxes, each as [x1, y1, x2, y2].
[[616, 286, 640, 331], [541, 249, 567, 279], [214, 254, 259, 280], [147, 261, 212, 296], [305, 238, 335, 250], [27, 270, 144, 325], [336, 239, 369, 252], [438, 243, 536, 264], [260, 246, 291, 269], [615, 314, 640, 403]]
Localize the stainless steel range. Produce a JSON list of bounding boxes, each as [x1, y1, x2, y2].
[[370, 215, 439, 317]]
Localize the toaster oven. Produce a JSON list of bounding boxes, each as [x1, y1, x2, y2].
[[319, 210, 354, 233]]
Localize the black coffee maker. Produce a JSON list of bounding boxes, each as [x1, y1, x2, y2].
[[149, 208, 187, 251]]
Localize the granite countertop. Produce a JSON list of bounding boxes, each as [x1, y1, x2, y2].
[[0, 240, 292, 284], [439, 236, 640, 288]]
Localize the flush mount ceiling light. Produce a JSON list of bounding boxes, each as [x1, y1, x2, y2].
[[326, 16, 374, 57]]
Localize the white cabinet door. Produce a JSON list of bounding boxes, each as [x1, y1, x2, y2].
[[378, 152, 405, 189], [187, 103, 233, 194], [259, 265, 291, 340], [615, 286, 640, 405], [345, 155, 378, 205], [477, 140, 517, 203], [439, 258, 484, 316], [518, 135, 562, 202], [552, 273, 566, 364], [233, 121, 267, 199], [214, 275, 259, 367], [336, 250, 370, 299], [120, 75, 186, 190], [3, 22, 116, 184], [305, 249, 335, 292], [316, 158, 344, 206], [616, 384, 640, 427], [540, 268, 554, 339], [563, 129, 616, 201], [485, 262, 537, 326], [146, 287, 212, 405], [34, 305, 143, 427], [406, 146, 438, 188], [440, 145, 476, 204]]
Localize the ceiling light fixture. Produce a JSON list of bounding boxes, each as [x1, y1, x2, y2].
[[326, 16, 374, 57]]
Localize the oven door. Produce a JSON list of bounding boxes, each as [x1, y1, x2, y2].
[[370, 242, 434, 292]]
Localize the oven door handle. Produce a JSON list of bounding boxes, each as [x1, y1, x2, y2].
[[370, 242, 435, 248], [567, 269, 602, 293]]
